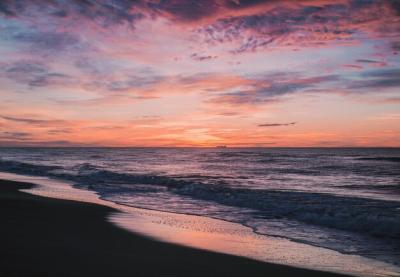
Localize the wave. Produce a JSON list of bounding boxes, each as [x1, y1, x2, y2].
[[357, 157, 400, 163], [175, 182, 400, 239], [0, 159, 62, 175], [0, 158, 399, 239], [0, 159, 189, 188], [335, 184, 400, 193]]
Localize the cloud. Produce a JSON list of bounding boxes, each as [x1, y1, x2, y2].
[[146, 0, 220, 22], [346, 69, 400, 90], [381, 97, 400, 104], [4, 61, 47, 75], [108, 75, 165, 91], [190, 53, 218, 61], [2, 0, 398, 58], [361, 68, 400, 79], [79, 72, 255, 102], [0, 131, 31, 140], [389, 0, 400, 15], [353, 59, 387, 67], [258, 122, 296, 127], [85, 125, 124, 130], [218, 112, 240, 116], [343, 64, 363, 70], [12, 31, 81, 53], [47, 128, 72, 135], [196, 3, 352, 52], [195, 0, 399, 53], [207, 73, 339, 105], [1, 61, 73, 88], [63, 1, 144, 26], [392, 41, 400, 52], [356, 59, 382, 64], [0, 0, 144, 27], [225, 0, 276, 9], [0, 1, 15, 16], [0, 139, 88, 147], [0, 115, 64, 126], [82, 73, 165, 94], [206, 68, 400, 107]]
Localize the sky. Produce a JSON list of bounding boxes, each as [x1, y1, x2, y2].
[[0, 0, 399, 147]]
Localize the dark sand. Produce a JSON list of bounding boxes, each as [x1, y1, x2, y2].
[[0, 179, 351, 277]]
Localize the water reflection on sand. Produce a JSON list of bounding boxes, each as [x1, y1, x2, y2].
[[2, 172, 398, 277]]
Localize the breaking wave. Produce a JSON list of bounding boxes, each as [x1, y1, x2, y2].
[[0, 158, 399, 239]]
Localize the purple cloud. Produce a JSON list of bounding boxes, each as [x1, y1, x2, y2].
[[258, 122, 296, 127], [1, 61, 73, 88]]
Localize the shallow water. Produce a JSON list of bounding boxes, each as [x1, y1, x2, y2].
[[0, 147, 399, 267], [1, 171, 399, 277]]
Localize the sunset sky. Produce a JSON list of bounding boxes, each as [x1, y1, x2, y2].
[[0, 0, 399, 147]]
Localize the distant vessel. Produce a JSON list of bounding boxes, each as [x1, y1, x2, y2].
[[216, 145, 227, 148]]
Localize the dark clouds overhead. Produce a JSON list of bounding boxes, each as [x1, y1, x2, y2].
[[1, 0, 399, 56], [147, 0, 221, 21], [0, 0, 144, 26], [195, 0, 399, 53], [0, 1, 399, 147], [225, 0, 276, 9]]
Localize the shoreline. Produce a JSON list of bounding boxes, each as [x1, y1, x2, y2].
[[0, 178, 351, 277]]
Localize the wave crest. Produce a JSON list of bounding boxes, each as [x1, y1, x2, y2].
[[0, 158, 399, 239]]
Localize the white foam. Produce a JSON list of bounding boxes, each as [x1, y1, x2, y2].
[[1, 171, 399, 277]]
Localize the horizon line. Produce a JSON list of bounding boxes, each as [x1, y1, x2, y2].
[[0, 146, 399, 149]]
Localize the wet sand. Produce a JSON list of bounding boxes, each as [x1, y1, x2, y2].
[[0, 179, 351, 277]]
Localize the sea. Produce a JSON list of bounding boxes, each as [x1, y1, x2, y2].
[[0, 147, 399, 269]]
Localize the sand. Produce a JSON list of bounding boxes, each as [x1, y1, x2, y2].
[[0, 179, 351, 277]]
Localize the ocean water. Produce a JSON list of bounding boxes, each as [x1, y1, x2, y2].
[[0, 147, 399, 266]]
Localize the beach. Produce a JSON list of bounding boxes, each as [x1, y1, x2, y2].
[[0, 178, 351, 277], [1, 0, 399, 275]]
